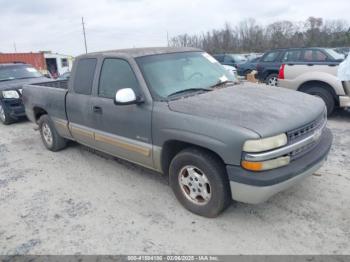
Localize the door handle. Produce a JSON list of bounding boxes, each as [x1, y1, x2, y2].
[[93, 106, 103, 114]]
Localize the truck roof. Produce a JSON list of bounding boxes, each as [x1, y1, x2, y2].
[[79, 47, 202, 59]]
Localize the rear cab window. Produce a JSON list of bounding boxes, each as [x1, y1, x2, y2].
[[73, 58, 97, 95], [98, 58, 140, 99]]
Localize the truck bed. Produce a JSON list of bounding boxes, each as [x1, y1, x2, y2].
[[22, 80, 69, 123], [34, 80, 69, 89]]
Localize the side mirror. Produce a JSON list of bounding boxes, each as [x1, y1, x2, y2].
[[114, 88, 143, 105]]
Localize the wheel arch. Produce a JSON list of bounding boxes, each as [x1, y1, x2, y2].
[[160, 140, 226, 177], [33, 106, 48, 123], [264, 70, 279, 81], [298, 80, 338, 102]]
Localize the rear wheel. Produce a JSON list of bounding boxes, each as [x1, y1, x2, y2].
[[302, 87, 335, 116], [38, 115, 67, 151], [266, 73, 278, 86], [0, 102, 14, 125], [169, 147, 231, 218]]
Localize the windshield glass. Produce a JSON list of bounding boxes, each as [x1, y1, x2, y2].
[[231, 54, 247, 62], [136, 52, 235, 99], [325, 49, 345, 60], [0, 65, 42, 81]]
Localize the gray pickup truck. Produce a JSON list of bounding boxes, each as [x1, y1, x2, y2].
[[23, 47, 333, 217]]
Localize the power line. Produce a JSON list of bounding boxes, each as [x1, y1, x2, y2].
[[82, 17, 88, 54]]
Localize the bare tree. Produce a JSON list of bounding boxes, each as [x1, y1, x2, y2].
[[169, 17, 350, 53]]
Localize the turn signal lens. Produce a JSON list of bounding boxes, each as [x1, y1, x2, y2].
[[242, 156, 290, 171], [242, 161, 263, 171]]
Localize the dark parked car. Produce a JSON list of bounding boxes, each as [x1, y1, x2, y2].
[[236, 57, 261, 76], [256, 47, 344, 86], [0, 63, 49, 125], [212, 53, 248, 68]]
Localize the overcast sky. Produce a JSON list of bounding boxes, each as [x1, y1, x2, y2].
[[0, 0, 349, 56]]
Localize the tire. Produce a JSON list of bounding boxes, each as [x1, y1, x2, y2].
[[169, 147, 231, 218], [38, 115, 67, 151], [265, 73, 278, 86], [302, 86, 335, 116], [0, 101, 14, 125]]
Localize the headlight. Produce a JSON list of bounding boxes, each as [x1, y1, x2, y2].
[[243, 133, 287, 153], [2, 90, 20, 99]]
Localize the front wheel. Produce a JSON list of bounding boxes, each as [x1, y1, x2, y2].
[[169, 148, 231, 218], [0, 101, 14, 125], [38, 115, 67, 151]]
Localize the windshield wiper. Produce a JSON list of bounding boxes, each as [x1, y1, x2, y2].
[[167, 88, 212, 98], [15, 76, 41, 80], [209, 80, 235, 89], [0, 78, 15, 82]]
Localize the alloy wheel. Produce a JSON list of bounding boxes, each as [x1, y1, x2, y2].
[[0, 104, 6, 122], [268, 76, 278, 86], [42, 123, 53, 147], [178, 165, 212, 205]]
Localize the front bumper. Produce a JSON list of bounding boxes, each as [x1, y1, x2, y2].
[[1, 98, 26, 120], [226, 128, 333, 204], [339, 96, 350, 108]]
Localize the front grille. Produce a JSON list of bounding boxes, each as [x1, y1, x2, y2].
[[287, 112, 326, 143], [287, 111, 327, 160]]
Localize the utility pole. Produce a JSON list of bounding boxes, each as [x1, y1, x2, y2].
[[167, 31, 169, 47], [13, 42, 17, 53], [81, 17, 88, 54]]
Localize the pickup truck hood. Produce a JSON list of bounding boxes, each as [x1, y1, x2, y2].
[[168, 84, 325, 137], [0, 77, 49, 91]]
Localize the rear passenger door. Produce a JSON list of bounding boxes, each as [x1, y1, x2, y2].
[[66, 58, 97, 146], [90, 58, 153, 168], [258, 50, 281, 79]]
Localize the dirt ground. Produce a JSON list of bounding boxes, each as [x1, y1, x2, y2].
[[0, 110, 349, 255]]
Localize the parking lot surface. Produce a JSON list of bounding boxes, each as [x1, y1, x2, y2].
[[0, 110, 349, 255]]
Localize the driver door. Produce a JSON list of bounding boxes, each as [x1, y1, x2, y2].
[[90, 58, 153, 168]]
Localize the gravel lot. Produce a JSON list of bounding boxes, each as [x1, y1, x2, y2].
[[0, 110, 349, 255]]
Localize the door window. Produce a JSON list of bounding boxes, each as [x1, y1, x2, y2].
[[98, 59, 139, 99], [302, 50, 328, 62], [73, 58, 97, 95], [262, 51, 280, 62], [283, 50, 302, 62]]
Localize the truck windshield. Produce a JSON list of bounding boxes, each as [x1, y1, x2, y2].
[[136, 52, 235, 99], [0, 65, 42, 82]]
